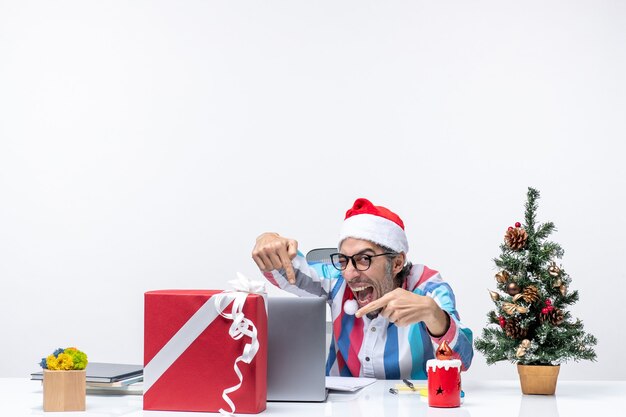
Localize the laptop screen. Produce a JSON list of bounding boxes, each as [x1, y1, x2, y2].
[[267, 296, 327, 402]]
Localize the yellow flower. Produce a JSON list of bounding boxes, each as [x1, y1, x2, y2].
[[56, 353, 74, 370], [46, 354, 58, 370], [47, 353, 74, 370]]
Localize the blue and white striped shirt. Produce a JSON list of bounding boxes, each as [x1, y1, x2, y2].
[[264, 254, 473, 379]]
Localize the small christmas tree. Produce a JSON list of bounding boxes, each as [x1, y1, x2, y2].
[[475, 188, 597, 365]]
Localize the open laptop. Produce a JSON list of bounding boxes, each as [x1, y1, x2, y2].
[[267, 296, 328, 402]]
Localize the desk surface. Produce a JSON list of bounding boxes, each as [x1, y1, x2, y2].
[[1, 378, 624, 417]]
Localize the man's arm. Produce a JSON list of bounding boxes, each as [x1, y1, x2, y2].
[[355, 285, 473, 371], [252, 232, 335, 298]]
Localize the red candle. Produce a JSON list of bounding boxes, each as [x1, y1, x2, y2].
[[426, 358, 462, 408]]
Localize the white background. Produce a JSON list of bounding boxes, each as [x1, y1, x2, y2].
[[1, 1, 624, 381]]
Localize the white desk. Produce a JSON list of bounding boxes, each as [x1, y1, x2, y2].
[[1, 379, 624, 417]]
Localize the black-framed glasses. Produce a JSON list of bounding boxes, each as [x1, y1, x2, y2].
[[330, 252, 396, 271]]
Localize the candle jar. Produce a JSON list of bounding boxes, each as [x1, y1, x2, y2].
[[426, 359, 462, 408]]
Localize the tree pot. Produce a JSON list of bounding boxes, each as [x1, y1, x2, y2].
[[43, 369, 86, 412], [517, 364, 560, 395]]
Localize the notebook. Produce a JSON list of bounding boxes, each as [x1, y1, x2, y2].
[[267, 296, 328, 402], [31, 362, 143, 383]]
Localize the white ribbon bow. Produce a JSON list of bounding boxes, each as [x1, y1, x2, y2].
[[215, 273, 266, 416], [228, 272, 267, 294]]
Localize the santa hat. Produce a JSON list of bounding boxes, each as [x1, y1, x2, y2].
[[338, 198, 409, 254]]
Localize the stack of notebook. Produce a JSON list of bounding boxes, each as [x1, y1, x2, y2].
[[31, 362, 143, 395]]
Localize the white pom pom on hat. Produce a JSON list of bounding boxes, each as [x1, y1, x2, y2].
[[338, 198, 409, 254]]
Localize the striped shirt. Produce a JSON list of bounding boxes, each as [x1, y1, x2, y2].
[[264, 253, 473, 379]]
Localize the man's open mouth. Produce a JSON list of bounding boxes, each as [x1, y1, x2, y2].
[[351, 285, 375, 306]]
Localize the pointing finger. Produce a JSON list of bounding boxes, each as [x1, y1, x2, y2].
[[278, 250, 297, 284], [355, 296, 388, 318]]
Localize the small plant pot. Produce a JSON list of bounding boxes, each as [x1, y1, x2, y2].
[[517, 364, 560, 395], [43, 369, 86, 412]]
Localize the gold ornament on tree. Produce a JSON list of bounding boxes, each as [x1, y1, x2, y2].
[[548, 261, 561, 277], [515, 339, 531, 358], [552, 277, 567, 296], [488, 290, 500, 301], [495, 270, 510, 284], [507, 282, 521, 296], [504, 225, 528, 250], [502, 302, 528, 315], [502, 302, 517, 315]]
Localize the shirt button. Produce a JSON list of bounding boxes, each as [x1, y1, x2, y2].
[[371, 327, 376, 332], [365, 357, 370, 362]]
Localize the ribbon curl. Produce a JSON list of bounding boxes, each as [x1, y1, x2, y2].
[[215, 273, 266, 415]]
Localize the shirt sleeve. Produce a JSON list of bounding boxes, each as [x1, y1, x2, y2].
[[262, 251, 337, 299]]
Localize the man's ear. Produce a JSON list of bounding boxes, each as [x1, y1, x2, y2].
[[393, 253, 406, 274]]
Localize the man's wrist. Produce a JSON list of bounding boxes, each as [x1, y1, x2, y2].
[[426, 307, 450, 338]]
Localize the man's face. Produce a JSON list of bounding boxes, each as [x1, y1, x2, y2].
[[339, 238, 399, 312]]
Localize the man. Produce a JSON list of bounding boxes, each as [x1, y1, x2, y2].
[[252, 198, 473, 379]]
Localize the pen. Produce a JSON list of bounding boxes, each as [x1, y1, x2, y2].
[[402, 379, 415, 391]]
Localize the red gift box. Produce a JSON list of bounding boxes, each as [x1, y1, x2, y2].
[[144, 289, 267, 413]]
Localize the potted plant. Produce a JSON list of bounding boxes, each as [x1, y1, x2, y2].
[[39, 347, 88, 411], [475, 188, 597, 395]]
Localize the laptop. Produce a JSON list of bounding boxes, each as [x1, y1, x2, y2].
[[31, 362, 142, 383], [267, 296, 328, 402]]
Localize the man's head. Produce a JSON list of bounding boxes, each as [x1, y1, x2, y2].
[[334, 198, 410, 316], [336, 238, 405, 310]]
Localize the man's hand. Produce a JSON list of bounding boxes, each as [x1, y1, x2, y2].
[[355, 288, 449, 335], [252, 233, 299, 284]]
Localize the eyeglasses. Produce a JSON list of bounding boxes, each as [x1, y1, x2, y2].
[[330, 252, 396, 271]]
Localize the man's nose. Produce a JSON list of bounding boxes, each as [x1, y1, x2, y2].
[[342, 261, 361, 281]]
